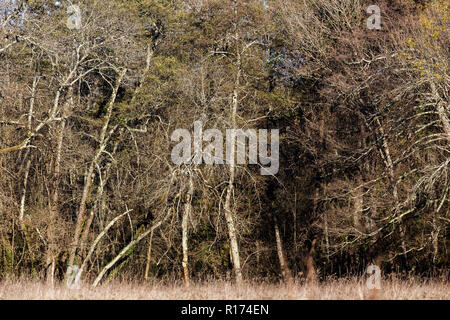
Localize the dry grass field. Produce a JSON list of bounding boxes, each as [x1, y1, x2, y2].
[[0, 277, 448, 300]]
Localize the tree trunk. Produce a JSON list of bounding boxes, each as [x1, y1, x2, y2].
[[78, 137, 120, 257], [274, 215, 293, 285], [305, 239, 317, 284], [76, 210, 130, 286], [375, 117, 408, 268], [19, 77, 38, 225], [45, 96, 68, 285], [430, 83, 450, 142], [353, 176, 363, 231], [182, 172, 194, 287], [223, 8, 243, 285], [92, 207, 171, 287], [144, 229, 154, 280], [67, 69, 126, 276]]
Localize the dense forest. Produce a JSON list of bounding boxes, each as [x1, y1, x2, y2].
[[0, 0, 448, 287]]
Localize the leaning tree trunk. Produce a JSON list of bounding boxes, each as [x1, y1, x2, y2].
[[273, 215, 293, 285], [78, 135, 121, 258], [75, 210, 131, 286], [66, 69, 126, 278], [92, 208, 171, 287]]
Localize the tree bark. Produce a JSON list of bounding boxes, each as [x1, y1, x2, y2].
[[305, 239, 317, 284], [19, 77, 38, 225], [182, 172, 194, 287], [78, 136, 120, 257], [274, 215, 293, 285], [45, 94, 69, 285], [92, 207, 171, 287], [144, 229, 154, 281], [223, 3, 243, 285], [430, 83, 450, 142], [375, 117, 408, 268], [224, 46, 243, 286], [353, 176, 363, 231], [75, 210, 130, 285], [67, 69, 126, 276]]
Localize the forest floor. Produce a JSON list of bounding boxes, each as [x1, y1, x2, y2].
[[0, 277, 448, 300]]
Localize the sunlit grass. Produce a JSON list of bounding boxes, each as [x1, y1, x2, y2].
[[0, 277, 447, 300]]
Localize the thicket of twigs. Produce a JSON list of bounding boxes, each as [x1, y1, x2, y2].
[[0, 0, 448, 287]]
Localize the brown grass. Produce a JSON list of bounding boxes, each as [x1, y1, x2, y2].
[[0, 277, 448, 300]]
